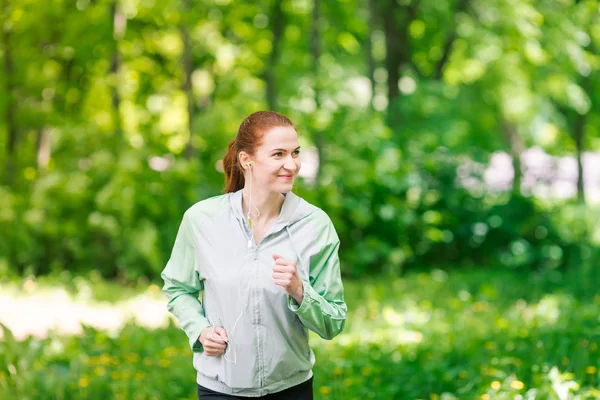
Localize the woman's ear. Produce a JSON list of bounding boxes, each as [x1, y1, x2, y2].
[[239, 151, 251, 169]]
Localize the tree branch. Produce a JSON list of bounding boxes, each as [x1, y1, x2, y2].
[[434, 0, 470, 80]]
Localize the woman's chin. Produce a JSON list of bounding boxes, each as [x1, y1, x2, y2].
[[271, 181, 295, 193]]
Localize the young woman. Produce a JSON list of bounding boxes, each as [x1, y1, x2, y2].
[[161, 111, 347, 399]]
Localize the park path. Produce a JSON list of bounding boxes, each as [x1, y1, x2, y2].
[[0, 280, 171, 340]]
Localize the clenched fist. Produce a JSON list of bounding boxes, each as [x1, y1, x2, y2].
[[272, 254, 304, 305], [199, 326, 228, 357]]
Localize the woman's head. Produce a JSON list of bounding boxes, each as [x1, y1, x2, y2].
[[223, 111, 301, 194]]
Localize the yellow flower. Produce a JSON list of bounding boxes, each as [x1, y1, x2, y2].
[[459, 370, 468, 379], [510, 380, 524, 390], [319, 386, 331, 395], [430, 394, 440, 400], [491, 381, 501, 390], [125, 353, 140, 363], [586, 366, 597, 374], [79, 376, 89, 388], [360, 367, 371, 376], [135, 371, 145, 380], [94, 367, 105, 376], [163, 347, 178, 357], [332, 367, 343, 375], [480, 395, 490, 400], [99, 354, 111, 365]]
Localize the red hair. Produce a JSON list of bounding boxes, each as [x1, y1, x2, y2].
[[223, 111, 295, 193]]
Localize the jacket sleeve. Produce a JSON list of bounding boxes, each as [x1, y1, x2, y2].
[[161, 211, 211, 352], [288, 219, 347, 340]]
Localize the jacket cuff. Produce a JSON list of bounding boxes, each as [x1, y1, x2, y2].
[[287, 280, 316, 314]]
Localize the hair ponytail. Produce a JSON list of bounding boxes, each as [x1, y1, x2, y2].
[[223, 138, 244, 193], [222, 111, 295, 194]]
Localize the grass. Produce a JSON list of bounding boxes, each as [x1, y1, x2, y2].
[[1, 266, 600, 399]]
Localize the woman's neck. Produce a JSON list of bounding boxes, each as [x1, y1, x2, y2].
[[242, 187, 284, 223]]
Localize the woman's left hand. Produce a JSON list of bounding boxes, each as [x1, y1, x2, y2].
[[272, 254, 304, 305]]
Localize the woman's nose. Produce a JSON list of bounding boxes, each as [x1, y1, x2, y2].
[[283, 156, 297, 171]]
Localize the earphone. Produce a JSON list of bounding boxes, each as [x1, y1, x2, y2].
[[243, 161, 259, 232]]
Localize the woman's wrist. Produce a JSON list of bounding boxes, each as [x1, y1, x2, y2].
[[292, 284, 304, 305]]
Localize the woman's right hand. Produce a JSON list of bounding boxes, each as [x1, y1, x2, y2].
[[199, 326, 229, 357]]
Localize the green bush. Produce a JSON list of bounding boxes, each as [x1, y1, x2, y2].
[[1, 109, 597, 281]]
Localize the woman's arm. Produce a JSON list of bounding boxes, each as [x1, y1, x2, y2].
[[288, 217, 347, 340], [161, 212, 211, 352]]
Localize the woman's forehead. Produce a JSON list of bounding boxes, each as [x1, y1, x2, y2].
[[259, 126, 299, 150]]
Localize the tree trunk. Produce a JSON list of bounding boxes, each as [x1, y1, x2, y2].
[[180, 0, 196, 159], [264, 0, 284, 111], [501, 119, 524, 195], [110, 0, 125, 141], [379, 0, 419, 129], [381, 0, 400, 105], [573, 112, 586, 204], [3, 0, 17, 185]]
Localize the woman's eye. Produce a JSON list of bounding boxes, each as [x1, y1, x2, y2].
[[273, 152, 283, 157], [292, 150, 300, 156]]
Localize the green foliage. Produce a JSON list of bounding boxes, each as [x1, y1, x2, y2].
[[297, 109, 596, 276], [2, 268, 600, 399], [1, 108, 598, 280], [1, 0, 600, 280]]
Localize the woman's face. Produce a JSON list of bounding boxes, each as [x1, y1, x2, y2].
[[244, 126, 301, 194]]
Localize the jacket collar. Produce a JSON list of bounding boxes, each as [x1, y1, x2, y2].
[[229, 189, 304, 231]]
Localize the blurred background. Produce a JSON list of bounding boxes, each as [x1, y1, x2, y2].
[[1, 0, 600, 398]]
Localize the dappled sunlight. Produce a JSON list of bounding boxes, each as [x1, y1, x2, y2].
[[0, 281, 170, 341], [505, 294, 573, 328], [333, 326, 424, 349], [481, 366, 600, 400]]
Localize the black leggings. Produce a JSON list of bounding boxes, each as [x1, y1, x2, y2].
[[197, 377, 313, 400]]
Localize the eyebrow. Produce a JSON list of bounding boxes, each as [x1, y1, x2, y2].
[[270, 146, 301, 153]]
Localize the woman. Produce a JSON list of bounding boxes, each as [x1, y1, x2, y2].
[[161, 111, 347, 399]]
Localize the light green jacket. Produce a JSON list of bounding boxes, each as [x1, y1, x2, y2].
[[161, 189, 346, 397]]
